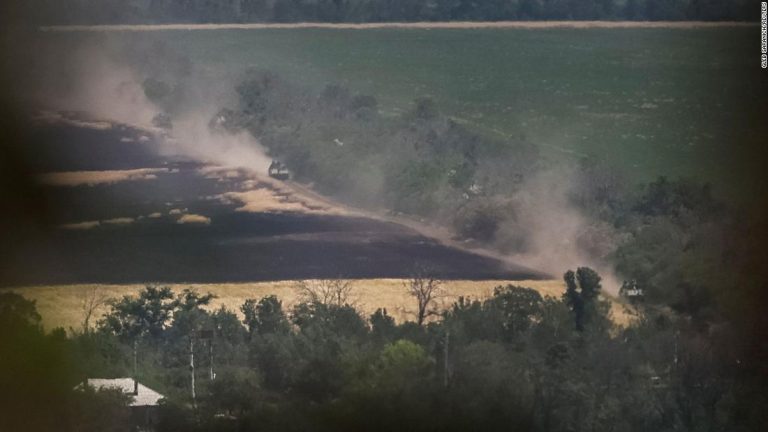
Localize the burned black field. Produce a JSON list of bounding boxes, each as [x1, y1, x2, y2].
[[1, 118, 543, 286]]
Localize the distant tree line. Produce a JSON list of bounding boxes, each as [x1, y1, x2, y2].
[[24, 0, 755, 25]]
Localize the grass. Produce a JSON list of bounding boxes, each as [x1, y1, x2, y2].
[[49, 26, 763, 199], [9, 278, 634, 331]]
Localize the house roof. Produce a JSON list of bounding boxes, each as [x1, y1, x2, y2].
[[75, 378, 165, 407]]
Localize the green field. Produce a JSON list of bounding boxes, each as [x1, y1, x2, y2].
[[52, 26, 766, 197]]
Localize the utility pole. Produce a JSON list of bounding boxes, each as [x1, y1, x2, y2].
[[443, 329, 450, 388], [197, 329, 215, 381], [673, 330, 680, 369], [133, 339, 139, 395], [189, 335, 196, 408], [209, 338, 215, 380]]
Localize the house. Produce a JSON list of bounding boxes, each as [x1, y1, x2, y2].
[[268, 160, 290, 180], [75, 378, 164, 430]]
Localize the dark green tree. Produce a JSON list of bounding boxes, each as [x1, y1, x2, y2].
[[0, 293, 73, 432], [489, 285, 544, 339], [68, 386, 133, 432], [370, 308, 397, 342], [99, 286, 177, 340], [0, 291, 41, 330], [241, 295, 290, 336], [563, 267, 602, 331], [169, 289, 216, 336]]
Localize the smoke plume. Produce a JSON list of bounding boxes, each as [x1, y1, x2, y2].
[[502, 168, 621, 294]]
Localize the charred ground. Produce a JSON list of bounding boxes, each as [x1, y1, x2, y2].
[[0, 118, 543, 286]]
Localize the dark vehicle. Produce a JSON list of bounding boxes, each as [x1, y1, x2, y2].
[[619, 279, 644, 303], [268, 160, 291, 180]]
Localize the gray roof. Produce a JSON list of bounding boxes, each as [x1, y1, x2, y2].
[[75, 378, 165, 407]]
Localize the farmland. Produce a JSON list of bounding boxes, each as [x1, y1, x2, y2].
[[43, 24, 765, 198]]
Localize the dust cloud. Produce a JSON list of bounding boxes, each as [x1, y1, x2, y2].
[[501, 168, 622, 294], [25, 36, 271, 173]]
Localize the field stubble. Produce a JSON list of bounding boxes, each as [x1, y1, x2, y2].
[[11, 279, 634, 331]]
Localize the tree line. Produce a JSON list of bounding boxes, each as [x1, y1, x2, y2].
[[2, 261, 766, 431], [24, 0, 754, 25]]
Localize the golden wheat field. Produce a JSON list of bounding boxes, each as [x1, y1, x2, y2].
[[9, 279, 635, 332]]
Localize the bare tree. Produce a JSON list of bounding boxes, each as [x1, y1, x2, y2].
[[294, 279, 357, 307], [80, 286, 108, 333], [404, 266, 444, 326]]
